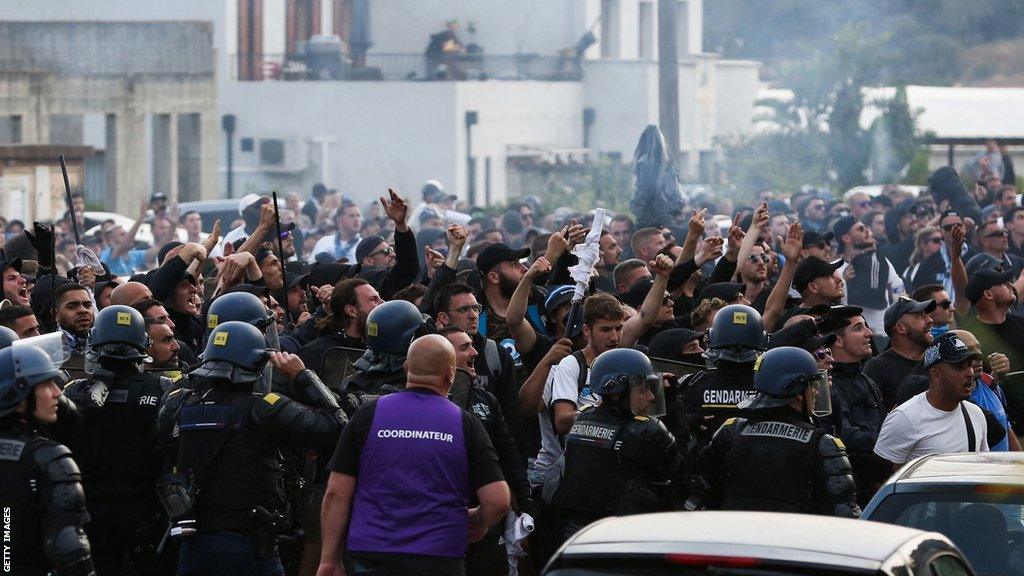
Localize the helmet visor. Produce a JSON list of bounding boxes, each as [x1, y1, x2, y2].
[[12, 332, 70, 367], [629, 374, 664, 417], [10, 342, 62, 385], [807, 370, 832, 417]]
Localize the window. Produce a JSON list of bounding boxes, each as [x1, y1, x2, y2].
[[600, 0, 620, 58], [638, 1, 654, 59]]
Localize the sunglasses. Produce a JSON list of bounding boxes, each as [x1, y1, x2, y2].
[[942, 223, 962, 232], [937, 300, 952, 310], [814, 348, 832, 361], [369, 246, 395, 258], [855, 200, 870, 208], [278, 230, 291, 240], [747, 254, 770, 264], [926, 237, 942, 245], [984, 229, 1009, 239]]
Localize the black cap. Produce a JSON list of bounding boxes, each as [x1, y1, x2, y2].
[[698, 282, 745, 304], [793, 257, 843, 292], [831, 215, 857, 239], [477, 243, 530, 276], [802, 230, 835, 248], [769, 318, 837, 353], [0, 256, 22, 274], [355, 235, 386, 264], [308, 262, 358, 288], [776, 303, 831, 328], [883, 298, 937, 334], [621, 277, 656, 308], [649, 328, 703, 361], [924, 332, 982, 368], [966, 267, 1015, 304], [966, 253, 1002, 276], [150, 192, 168, 202], [156, 241, 184, 266], [819, 305, 864, 334], [285, 273, 309, 291]]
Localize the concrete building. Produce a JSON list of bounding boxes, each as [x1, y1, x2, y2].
[[0, 16, 219, 220], [0, 0, 760, 216]]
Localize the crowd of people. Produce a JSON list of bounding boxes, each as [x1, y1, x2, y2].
[[0, 154, 1022, 576]]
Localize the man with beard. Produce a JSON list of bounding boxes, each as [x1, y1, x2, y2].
[[906, 210, 968, 295], [133, 297, 200, 367], [875, 332, 988, 467], [439, 326, 532, 576], [299, 278, 382, 374], [975, 220, 1024, 276], [961, 267, 1024, 374], [144, 321, 183, 376], [54, 283, 94, 380], [0, 304, 40, 339], [477, 243, 540, 343], [825, 308, 890, 505], [864, 298, 936, 410], [0, 256, 29, 306], [834, 215, 907, 334], [912, 284, 955, 339], [595, 230, 623, 293]]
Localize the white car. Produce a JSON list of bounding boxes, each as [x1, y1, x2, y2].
[[83, 211, 202, 246]]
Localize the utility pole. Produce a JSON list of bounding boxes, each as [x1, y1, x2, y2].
[[658, 0, 680, 163]]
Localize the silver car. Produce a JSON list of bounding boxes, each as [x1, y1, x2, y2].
[[863, 452, 1024, 576], [543, 511, 973, 576]]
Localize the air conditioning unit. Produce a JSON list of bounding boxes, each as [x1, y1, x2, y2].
[[249, 137, 309, 173]]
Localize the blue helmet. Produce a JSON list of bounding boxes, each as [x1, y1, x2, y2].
[[589, 348, 659, 396], [705, 304, 766, 365], [0, 326, 17, 350], [88, 305, 150, 362], [365, 300, 426, 354], [0, 345, 63, 418], [206, 292, 274, 332], [740, 346, 820, 411], [192, 321, 270, 384]]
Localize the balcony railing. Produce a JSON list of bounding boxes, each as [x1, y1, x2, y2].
[[232, 52, 583, 82]]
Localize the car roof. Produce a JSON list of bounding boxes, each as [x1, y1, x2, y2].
[[563, 512, 935, 567], [178, 199, 241, 212], [896, 452, 1024, 484]]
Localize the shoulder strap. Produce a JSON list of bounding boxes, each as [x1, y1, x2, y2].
[[961, 403, 977, 452], [484, 339, 501, 378], [572, 350, 588, 391]]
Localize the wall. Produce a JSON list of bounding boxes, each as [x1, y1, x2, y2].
[[712, 60, 760, 139]]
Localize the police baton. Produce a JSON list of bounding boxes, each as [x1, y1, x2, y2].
[[58, 155, 81, 245], [270, 191, 292, 331]]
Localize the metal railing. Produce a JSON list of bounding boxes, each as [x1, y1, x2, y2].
[[232, 52, 583, 82]]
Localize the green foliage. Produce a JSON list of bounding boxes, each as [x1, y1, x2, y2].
[[509, 155, 633, 215], [718, 130, 830, 196], [869, 86, 921, 184]]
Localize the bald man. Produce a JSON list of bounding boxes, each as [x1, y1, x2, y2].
[[319, 335, 510, 576], [109, 282, 153, 307]]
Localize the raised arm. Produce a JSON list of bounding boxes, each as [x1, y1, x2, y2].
[[621, 253, 673, 348], [735, 202, 769, 281], [949, 224, 970, 315], [237, 203, 276, 258], [679, 208, 707, 264], [518, 337, 572, 413], [113, 201, 149, 259], [762, 222, 803, 332], [507, 257, 550, 354]]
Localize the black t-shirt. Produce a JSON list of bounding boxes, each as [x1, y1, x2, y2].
[[961, 313, 1024, 373], [864, 349, 922, 411]]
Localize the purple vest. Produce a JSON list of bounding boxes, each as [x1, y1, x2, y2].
[[348, 389, 470, 557]]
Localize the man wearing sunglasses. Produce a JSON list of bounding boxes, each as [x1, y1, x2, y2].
[[864, 298, 936, 410], [834, 216, 907, 335], [908, 210, 969, 296], [912, 284, 955, 339], [976, 220, 1024, 277], [696, 346, 859, 517], [961, 267, 1024, 379]]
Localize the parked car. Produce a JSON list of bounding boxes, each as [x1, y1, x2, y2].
[[863, 452, 1024, 576], [177, 199, 242, 230], [543, 511, 974, 576]]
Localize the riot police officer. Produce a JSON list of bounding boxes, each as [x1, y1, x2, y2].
[[683, 304, 766, 449], [554, 348, 687, 539], [0, 343, 95, 575], [61, 305, 173, 575], [339, 299, 427, 416], [696, 346, 860, 517], [0, 325, 17, 349], [158, 321, 345, 575]]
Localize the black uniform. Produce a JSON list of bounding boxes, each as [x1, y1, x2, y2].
[[0, 414, 95, 576], [682, 362, 756, 449], [337, 355, 407, 417], [157, 377, 344, 566], [698, 407, 860, 517], [554, 402, 685, 534], [829, 361, 891, 506], [61, 368, 172, 575]]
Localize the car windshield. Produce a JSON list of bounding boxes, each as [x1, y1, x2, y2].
[[869, 492, 1024, 576]]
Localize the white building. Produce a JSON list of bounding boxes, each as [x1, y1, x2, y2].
[[0, 0, 761, 210]]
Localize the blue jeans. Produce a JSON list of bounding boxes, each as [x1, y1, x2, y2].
[[178, 532, 284, 576]]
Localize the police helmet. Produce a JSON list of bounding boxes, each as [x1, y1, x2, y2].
[[206, 292, 274, 332], [0, 345, 63, 418], [0, 326, 17, 350], [192, 321, 270, 384], [87, 305, 151, 362], [365, 300, 426, 354], [739, 346, 820, 411], [705, 304, 766, 364], [589, 348, 659, 396]]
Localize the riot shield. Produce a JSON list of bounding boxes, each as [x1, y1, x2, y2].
[[649, 357, 705, 418], [319, 347, 366, 389]]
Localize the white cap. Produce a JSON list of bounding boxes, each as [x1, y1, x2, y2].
[[238, 193, 264, 215]]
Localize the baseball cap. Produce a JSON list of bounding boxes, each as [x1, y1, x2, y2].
[[543, 285, 575, 317], [422, 180, 445, 202], [238, 193, 264, 215], [285, 273, 309, 291], [883, 297, 937, 334], [355, 235, 387, 264], [769, 318, 837, 353], [150, 192, 168, 203], [698, 282, 745, 304], [923, 332, 982, 368], [802, 230, 835, 248], [0, 256, 23, 274], [476, 243, 529, 276], [965, 267, 1015, 304], [965, 253, 1002, 276], [793, 257, 843, 293], [818, 305, 864, 334]]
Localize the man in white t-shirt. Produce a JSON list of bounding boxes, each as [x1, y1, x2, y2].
[[874, 332, 988, 466], [530, 293, 625, 487]]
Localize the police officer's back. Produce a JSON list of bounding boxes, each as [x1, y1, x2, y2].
[[339, 299, 426, 415], [683, 305, 766, 448], [697, 347, 861, 518], [0, 342, 96, 575], [61, 305, 171, 574], [158, 321, 345, 575], [555, 349, 686, 537]]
